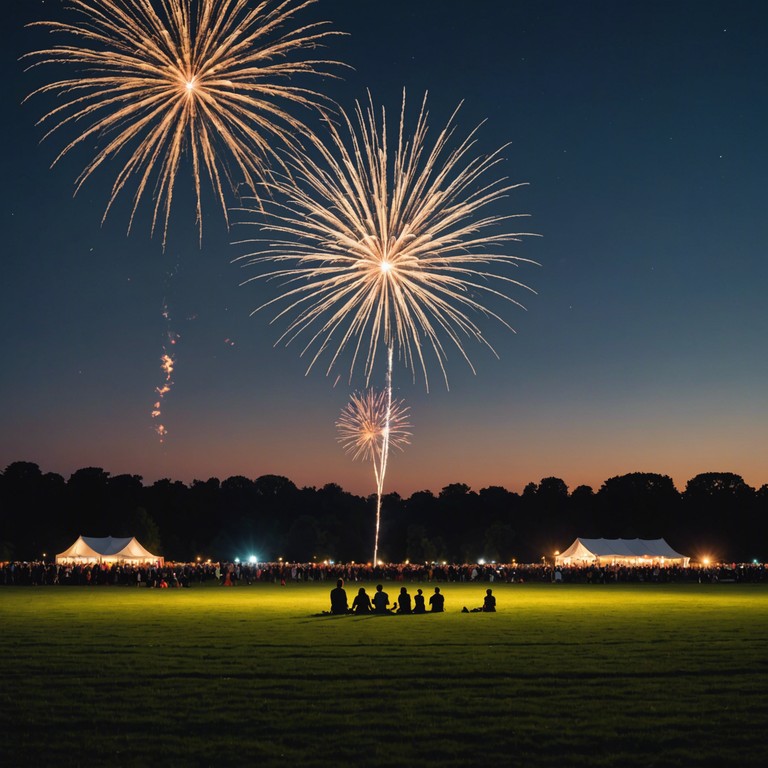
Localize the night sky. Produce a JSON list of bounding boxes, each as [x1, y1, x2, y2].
[[2, 0, 766, 497]]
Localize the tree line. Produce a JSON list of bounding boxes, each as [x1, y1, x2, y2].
[[1, 462, 765, 564]]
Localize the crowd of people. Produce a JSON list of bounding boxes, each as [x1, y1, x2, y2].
[[1, 558, 765, 587], [324, 579, 496, 615]]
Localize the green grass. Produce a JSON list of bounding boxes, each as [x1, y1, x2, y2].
[[2, 582, 767, 767]]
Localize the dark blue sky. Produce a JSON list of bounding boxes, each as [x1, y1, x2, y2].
[[2, 0, 766, 495]]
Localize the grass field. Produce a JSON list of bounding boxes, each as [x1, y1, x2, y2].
[[1, 581, 767, 767]]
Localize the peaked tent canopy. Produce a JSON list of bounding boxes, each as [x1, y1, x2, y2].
[[555, 538, 689, 567], [56, 536, 163, 565]]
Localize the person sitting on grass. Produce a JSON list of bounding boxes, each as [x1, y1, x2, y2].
[[351, 587, 372, 614], [429, 586, 445, 612], [372, 584, 390, 613], [329, 579, 348, 615], [482, 588, 496, 612], [465, 588, 496, 613], [397, 586, 412, 614], [413, 588, 426, 614]]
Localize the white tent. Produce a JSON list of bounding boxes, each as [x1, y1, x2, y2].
[[56, 536, 163, 565], [555, 538, 689, 567]]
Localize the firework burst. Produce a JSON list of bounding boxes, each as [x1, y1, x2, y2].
[[336, 388, 411, 463], [238, 91, 538, 391], [24, 0, 345, 247], [336, 381, 411, 564]]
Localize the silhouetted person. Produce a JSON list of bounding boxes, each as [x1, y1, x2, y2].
[[351, 587, 372, 614], [413, 588, 426, 613], [330, 579, 348, 615], [372, 583, 390, 613], [429, 586, 445, 612], [466, 588, 497, 613], [397, 586, 412, 614]]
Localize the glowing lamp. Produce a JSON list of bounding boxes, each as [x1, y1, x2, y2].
[[249, 556, 257, 564]]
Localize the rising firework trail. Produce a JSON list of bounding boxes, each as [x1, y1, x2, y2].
[[239, 91, 537, 558], [24, 0, 345, 248], [336, 384, 411, 564], [151, 300, 179, 441]]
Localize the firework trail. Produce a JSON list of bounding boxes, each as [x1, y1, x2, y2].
[[24, 0, 345, 248], [336, 383, 411, 564], [151, 300, 179, 441], [240, 91, 536, 558]]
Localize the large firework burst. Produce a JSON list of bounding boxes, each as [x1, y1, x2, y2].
[[239, 91, 537, 391], [24, 0, 344, 247], [336, 381, 411, 564]]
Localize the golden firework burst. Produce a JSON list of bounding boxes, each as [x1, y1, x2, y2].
[[336, 388, 411, 463], [238, 91, 537, 390], [24, 0, 345, 247]]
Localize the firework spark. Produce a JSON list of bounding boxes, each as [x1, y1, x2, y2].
[[336, 379, 411, 564], [238, 91, 538, 391], [152, 301, 178, 441], [24, 0, 345, 247], [152, 352, 175, 441]]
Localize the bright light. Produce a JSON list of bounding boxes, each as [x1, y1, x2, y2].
[[185, 79, 196, 92], [478, 558, 485, 565], [249, 556, 257, 564], [380, 259, 393, 274], [702, 558, 711, 566], [234, 557, 240, 563]]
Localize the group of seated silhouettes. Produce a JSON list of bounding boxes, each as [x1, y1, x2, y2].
[[327, 579, 496, 615]]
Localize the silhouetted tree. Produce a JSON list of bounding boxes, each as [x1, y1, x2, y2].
[[596, 473, 680, 540], [683, 473, 756, 561], [66, 467, 111, 536]]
